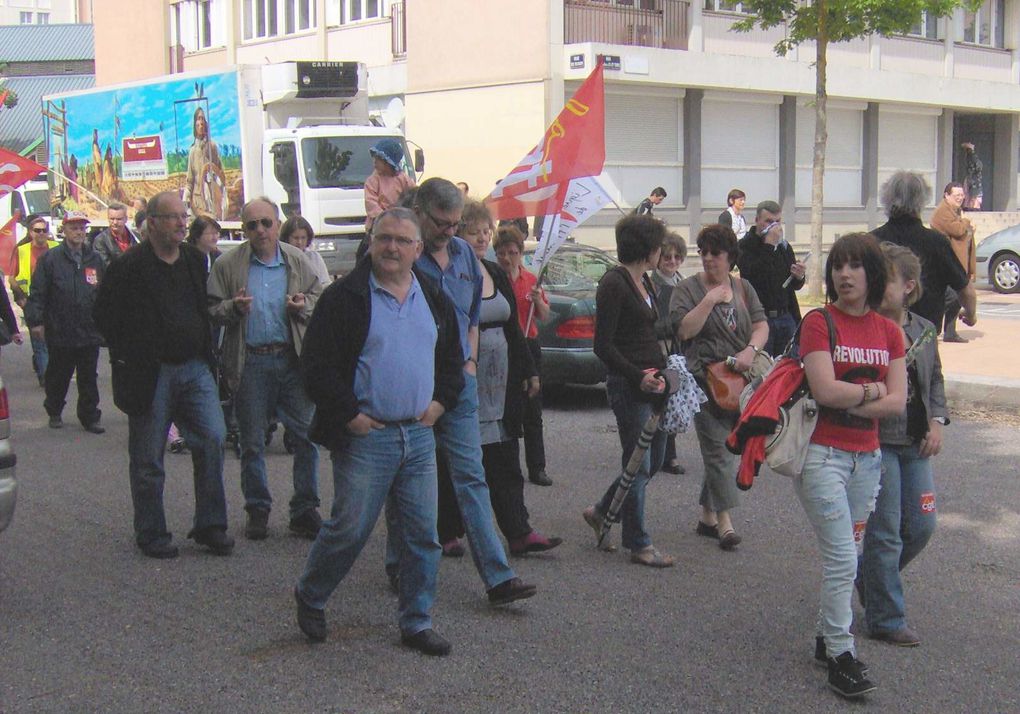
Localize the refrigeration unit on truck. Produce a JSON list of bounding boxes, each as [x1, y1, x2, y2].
[[43, 60, 420, 275]]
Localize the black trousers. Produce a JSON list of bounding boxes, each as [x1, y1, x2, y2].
[[522, 338, 547, 476], [943, 287, 961, 336], [437, 439, 532, 542], [44, 344, 101, 426]]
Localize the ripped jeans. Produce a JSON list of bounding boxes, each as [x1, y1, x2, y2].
[[794, 444, 881, 659]]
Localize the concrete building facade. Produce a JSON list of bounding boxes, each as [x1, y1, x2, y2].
[[89, 0, 1020, 247]]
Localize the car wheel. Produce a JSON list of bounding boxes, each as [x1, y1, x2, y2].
[[990, 253, 1020, 294]]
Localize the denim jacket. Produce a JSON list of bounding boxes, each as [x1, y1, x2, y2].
[[879, 312, 948, 446]]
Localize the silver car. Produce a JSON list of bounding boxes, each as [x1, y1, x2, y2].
[[0, 375, 16, 534], [975, 224, 1020, 293]]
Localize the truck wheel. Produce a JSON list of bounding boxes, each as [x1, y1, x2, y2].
[[990, 253, 1020, 294]]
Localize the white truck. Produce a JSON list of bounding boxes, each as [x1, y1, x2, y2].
[[43, 60, 419, 274]]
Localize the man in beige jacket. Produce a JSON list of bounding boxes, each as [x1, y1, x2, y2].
[[208, 197, 324, 541], [930, 182, 975, 343]]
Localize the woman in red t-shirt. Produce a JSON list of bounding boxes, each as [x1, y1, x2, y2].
[[796, 233, 906, 699]]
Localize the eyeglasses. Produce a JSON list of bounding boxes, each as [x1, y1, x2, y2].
[[373, 234, 418, 248], [30, 228, 49, 234], [698, 247, 724, 257], [151, 213, 189, 222], [422, 209, 461, 233], [244, 218, 275, 231]]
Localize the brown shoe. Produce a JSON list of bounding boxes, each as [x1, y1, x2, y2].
[[869, 626, 920, 647]]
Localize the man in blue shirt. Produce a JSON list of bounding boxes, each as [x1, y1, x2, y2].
[[208, 198, 323, 542], [385, 177, 538, 606], [294, 208, 464, 655]]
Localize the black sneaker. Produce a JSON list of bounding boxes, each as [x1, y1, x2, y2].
[[288, 509, 323, 540], [245, 508, 270, 540], [486, 577, 537, 606], [189, 527, 235, 556], [815, 637, 868, 676], [294, 587, 327, 643], [827, 651, 876, 698], [48, 415, 63, 429]]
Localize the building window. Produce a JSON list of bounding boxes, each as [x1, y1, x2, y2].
[[174, 0, 226, 51], [905, 12, 938, 40], [19, 12, 33, 24], [703, 0, 752, 15], [36, 12, 50, 24], [962, 0, 1004, 48], [244, 0, 316, 40], [340, 0, 381, 24]]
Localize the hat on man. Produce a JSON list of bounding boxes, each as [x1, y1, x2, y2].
[[369, 139, 404, 172], [62, 210, 90, 225]]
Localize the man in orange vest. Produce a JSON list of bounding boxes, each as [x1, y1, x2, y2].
[[10, 213, 58, 386]]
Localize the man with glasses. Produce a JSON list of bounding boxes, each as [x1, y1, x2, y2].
[[208, 197, 323, 542], [736, 200, 805, 356], [384, 177, 538, 607], [294, 208, 463, 654], [94, 192, 233, 559], [24, 211, 106, 434], [11, 213, 58, 386]]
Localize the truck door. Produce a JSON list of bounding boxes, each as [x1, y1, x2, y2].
[[266, 141, 300, 218]]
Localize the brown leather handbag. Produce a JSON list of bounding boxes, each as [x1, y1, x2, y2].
[[704, 360, 747, 415]]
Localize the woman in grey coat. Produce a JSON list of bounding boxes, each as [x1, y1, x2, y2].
[[650, 231, 688, 475]]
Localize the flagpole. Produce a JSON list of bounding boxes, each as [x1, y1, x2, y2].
[[47, 167, 109, 210]]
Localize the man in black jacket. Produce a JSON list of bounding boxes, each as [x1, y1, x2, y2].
[[93, 191, 232, 560], [24, 211, 106, 433], [736, 200, 805, 356], [294, 208, 463, 655]]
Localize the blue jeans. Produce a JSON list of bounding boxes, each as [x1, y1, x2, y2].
[[298, 423, 440, 635], [794, 444, 881, 658], [765, 312, 797, 357], [127, 359, 227, 547], [235, 350, 319, 518], [594, 374, 666, 552], [30, 333, 48, 380], [861, 444, 937, 634], [385, 373, 515, 590]]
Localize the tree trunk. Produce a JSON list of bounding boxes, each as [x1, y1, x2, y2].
[[810, 0, 828, 299]]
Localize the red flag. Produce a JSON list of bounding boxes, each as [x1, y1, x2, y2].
[[0, 211, 21, 277], [0, 147, 46, 198], [487, 58, 605, 220]]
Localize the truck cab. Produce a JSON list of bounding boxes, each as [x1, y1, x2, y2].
[[2, 178, 51, 241], [262, 124, 415, 277]]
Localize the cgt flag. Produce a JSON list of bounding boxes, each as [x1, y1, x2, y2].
[[532, 175, 612, 274], [0, 211, 21, 277], [0, 147, 45, 198], [486, 58, 605, 220]]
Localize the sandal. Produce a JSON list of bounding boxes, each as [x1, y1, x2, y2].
[[582, 506, 617, 552], [718, 530, 742, 551], [630, 546, 675, 568]]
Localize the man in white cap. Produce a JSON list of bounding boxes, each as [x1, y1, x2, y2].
[[24, 211, 107, 433]]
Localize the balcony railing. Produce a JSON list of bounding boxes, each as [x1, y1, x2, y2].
[[564, 0, 688, 51], [391, 0, 407, 59]]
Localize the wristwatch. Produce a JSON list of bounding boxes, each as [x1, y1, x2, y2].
[[932, 416, 947, 425]]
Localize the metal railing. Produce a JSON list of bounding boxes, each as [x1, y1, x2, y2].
[[391, 0, 407, 59], [564, 0, 688, 50]]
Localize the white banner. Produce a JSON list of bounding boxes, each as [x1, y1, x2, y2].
[[532, 175, 612, 275]]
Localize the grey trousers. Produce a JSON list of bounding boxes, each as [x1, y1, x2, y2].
[[694, 408, 741, 512]]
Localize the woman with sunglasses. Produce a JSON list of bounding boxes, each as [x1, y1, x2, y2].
[[436, 200, 561, 557], [650, 231, 688, 476], [796, 233, 906, 699], [669, 224, 768, 551]]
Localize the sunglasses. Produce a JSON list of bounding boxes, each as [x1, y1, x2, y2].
[[31, 228, 49, 234], [698, 248, 724, 257], [244, 218, 275, 231]]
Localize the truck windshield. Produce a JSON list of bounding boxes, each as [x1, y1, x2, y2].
[[25, 189, 50, 215], [302, 136, 407, 189]]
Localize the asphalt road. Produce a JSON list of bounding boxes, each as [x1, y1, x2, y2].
[[1, 350, 1018, 713]]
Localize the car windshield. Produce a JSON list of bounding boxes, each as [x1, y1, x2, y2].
[[527, 248, 616, 291], [301, 136, 410, 189]]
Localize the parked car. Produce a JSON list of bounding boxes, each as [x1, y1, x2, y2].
[[0, 376, 17, 534], [976, 224, 1020, 293], [522, 242, 617, 386]]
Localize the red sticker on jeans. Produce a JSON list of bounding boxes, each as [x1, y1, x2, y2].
[[85, 267, 98, 285], [920, 492, 936, 513], [853, 521, 867, 544]]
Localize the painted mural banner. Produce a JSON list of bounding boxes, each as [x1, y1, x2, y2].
[[44, 70, 245, 222]]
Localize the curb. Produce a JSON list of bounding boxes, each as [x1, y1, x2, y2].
[[944, 373, 1020, 414]]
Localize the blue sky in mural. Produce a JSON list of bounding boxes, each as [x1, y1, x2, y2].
[[49, 70, 241, 165]]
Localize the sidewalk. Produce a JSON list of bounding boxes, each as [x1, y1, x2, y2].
[[937, 289, 1020, 413]]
